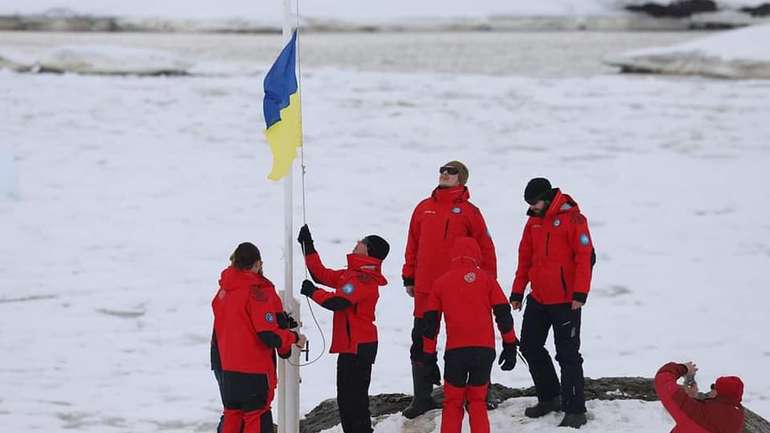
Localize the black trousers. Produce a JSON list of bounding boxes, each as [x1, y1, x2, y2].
[[443, 347, 495, 387], [520, 295, 586, 414], [337, 353, 374, 433]]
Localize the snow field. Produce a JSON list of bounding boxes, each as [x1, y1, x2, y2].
[[0, 65, 769, 433]]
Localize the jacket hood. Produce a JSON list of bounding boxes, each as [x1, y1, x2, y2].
[[432, 185, 470, 203], [715, 376, 744, 404], [527, 189, 580, 218], [219, 266, 270, 292], [450, 237, 482, 267], [347, 254, 388, 285]]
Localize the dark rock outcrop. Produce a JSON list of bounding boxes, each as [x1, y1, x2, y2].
[[740, 3, 770, 16], [625, 0, 718, 17], [300, 377, 770, 433]]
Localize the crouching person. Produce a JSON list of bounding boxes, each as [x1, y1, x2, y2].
[[655, 361, 744, 433], [297, 224, 389, 433], [211, 242, 306, 433], [422, 237, 519, 433]]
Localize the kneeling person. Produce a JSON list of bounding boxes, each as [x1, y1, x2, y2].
[[298, 225, 389, 433], [422, 237, 518, 433]]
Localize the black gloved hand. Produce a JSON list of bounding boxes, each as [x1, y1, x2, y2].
[[423, 353, 442, 386], [297, 225, 316, 256], [300, 279, 318, 297], [498, 341, 518, 371], [277, 312, 299, 329]]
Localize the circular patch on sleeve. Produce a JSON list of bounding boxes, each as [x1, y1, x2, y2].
[[341, 283, 355, 295], [579, 233, 591, 246], [265, 312, 274, 323], [553, 218, 561, 227], [452, 207, 462, 214], [464, 272, 476, 283]]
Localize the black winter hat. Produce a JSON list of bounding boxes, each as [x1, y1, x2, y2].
[[232, 242, 261, 270], [524, 177, 553, 205], [362, 235, 390, 261]]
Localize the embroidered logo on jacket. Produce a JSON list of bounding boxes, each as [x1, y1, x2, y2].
[[452, 207, 462, 214], [341, 283, 355, 295], [464, 272, 476, 283], [251, 286, 268, 302], [265, 312, 275, 323], [579, 233, 591, 246], [553, 218, 561, 227]]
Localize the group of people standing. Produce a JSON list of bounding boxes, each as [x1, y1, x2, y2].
[[210, 160, 597, 432]]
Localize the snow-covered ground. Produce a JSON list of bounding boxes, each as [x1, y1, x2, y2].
[[607, 23, 770, 78], [1, 37, 770, 432], [321, 399, 674, 433], [1, 0, 769, 21]]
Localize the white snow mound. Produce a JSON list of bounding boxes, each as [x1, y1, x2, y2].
[[0, 44, 193, 75], [605, 23, 770, 79]]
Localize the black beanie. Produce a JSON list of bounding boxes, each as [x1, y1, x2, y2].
[[524, 177, 553, 205], [363, 235, 390, 261], [233, 242, 261, 270]]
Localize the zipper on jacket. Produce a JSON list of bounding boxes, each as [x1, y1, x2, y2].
[[444, 219, 449, 239], [545, 233, 551, 256], [345, 316, 352, 346], [560, 266, 567, 294]]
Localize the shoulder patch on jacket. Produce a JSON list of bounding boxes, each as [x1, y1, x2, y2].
[[251, 286, 269, 302], [356, 273, 373, 284], [341, 283, 355, 295]]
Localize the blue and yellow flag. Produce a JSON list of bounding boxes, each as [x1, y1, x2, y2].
[[263, 31, 302, 181]]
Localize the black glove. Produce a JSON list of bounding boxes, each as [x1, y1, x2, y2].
[[297, 225, 316, 256], [498, 341, 518, 371], [423, 353, 442, 386], [300, 279, 318, 297], [277, 312, 299, 329]]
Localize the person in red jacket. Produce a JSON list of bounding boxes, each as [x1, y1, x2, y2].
[[421, 237, 518, 433], [297, 224, 389, 433], [211, 242, 306, 433], [655, 361, 744, 433], [509, 178, 596, 428], [402, 160, 498, 418]]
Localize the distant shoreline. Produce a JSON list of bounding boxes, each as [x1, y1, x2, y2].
[[1, 12, 768, 33]]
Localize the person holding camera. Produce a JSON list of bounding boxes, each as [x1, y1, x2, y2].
[[655, 361, 744, 433], [297, 224, 389, 433], [211, 242, 306, 433]]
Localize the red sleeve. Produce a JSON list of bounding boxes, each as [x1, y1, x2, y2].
[[422, 284, 443, 355], [248, 294, 297, 348], [511, 219, 533, 301], [490, 279, 517, 344], [310, 276, 368, 307], [568, 213, 594, 302], [402, 203, 422, 281], [655, 363, 708, 428], [469, 206, 497, 279], [305, 252, 345, 288]]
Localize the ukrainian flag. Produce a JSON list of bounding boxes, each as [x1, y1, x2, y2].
[[263, 31, 302, 181]]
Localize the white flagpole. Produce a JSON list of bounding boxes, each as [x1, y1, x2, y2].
[[278, 1, 300, 433]]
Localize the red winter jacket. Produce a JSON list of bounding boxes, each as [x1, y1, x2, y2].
[[510, 190, 595, 305], [403, 186, 497, 316], [306, 252, 386, 361], [422, 237, 517, 354], [655, 362, 744, 433], [212, 267, 297, 388]]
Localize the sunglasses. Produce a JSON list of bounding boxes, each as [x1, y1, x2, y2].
[[439, 166, 460, 175]]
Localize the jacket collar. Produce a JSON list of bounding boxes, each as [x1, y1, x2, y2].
[[346, 254, 388, 285], [431, 185, 470, 204], [219, 266, 273, 292]]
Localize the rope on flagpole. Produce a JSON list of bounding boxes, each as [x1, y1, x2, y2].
[[287, 0, 327, 368]]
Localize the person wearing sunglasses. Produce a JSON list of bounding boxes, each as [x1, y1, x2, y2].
[[297, 224, 389, 433], [509, 177, 596, 428], [401, 160, 498, 419], [655, 361, 744, 433]]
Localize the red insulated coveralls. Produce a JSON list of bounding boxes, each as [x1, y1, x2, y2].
[[422, 237, 517, 433], [212, 267, 298, 433], [655, 363, 744, 433], [510, 189, 595, 305], [403, 185, 497, 317]]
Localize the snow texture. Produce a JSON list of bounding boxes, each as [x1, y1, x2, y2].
[[0, 142, 18, 199], [1, 40, 770, 432], [606, 23, 770, 78], [1, 0, 768, 21]]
